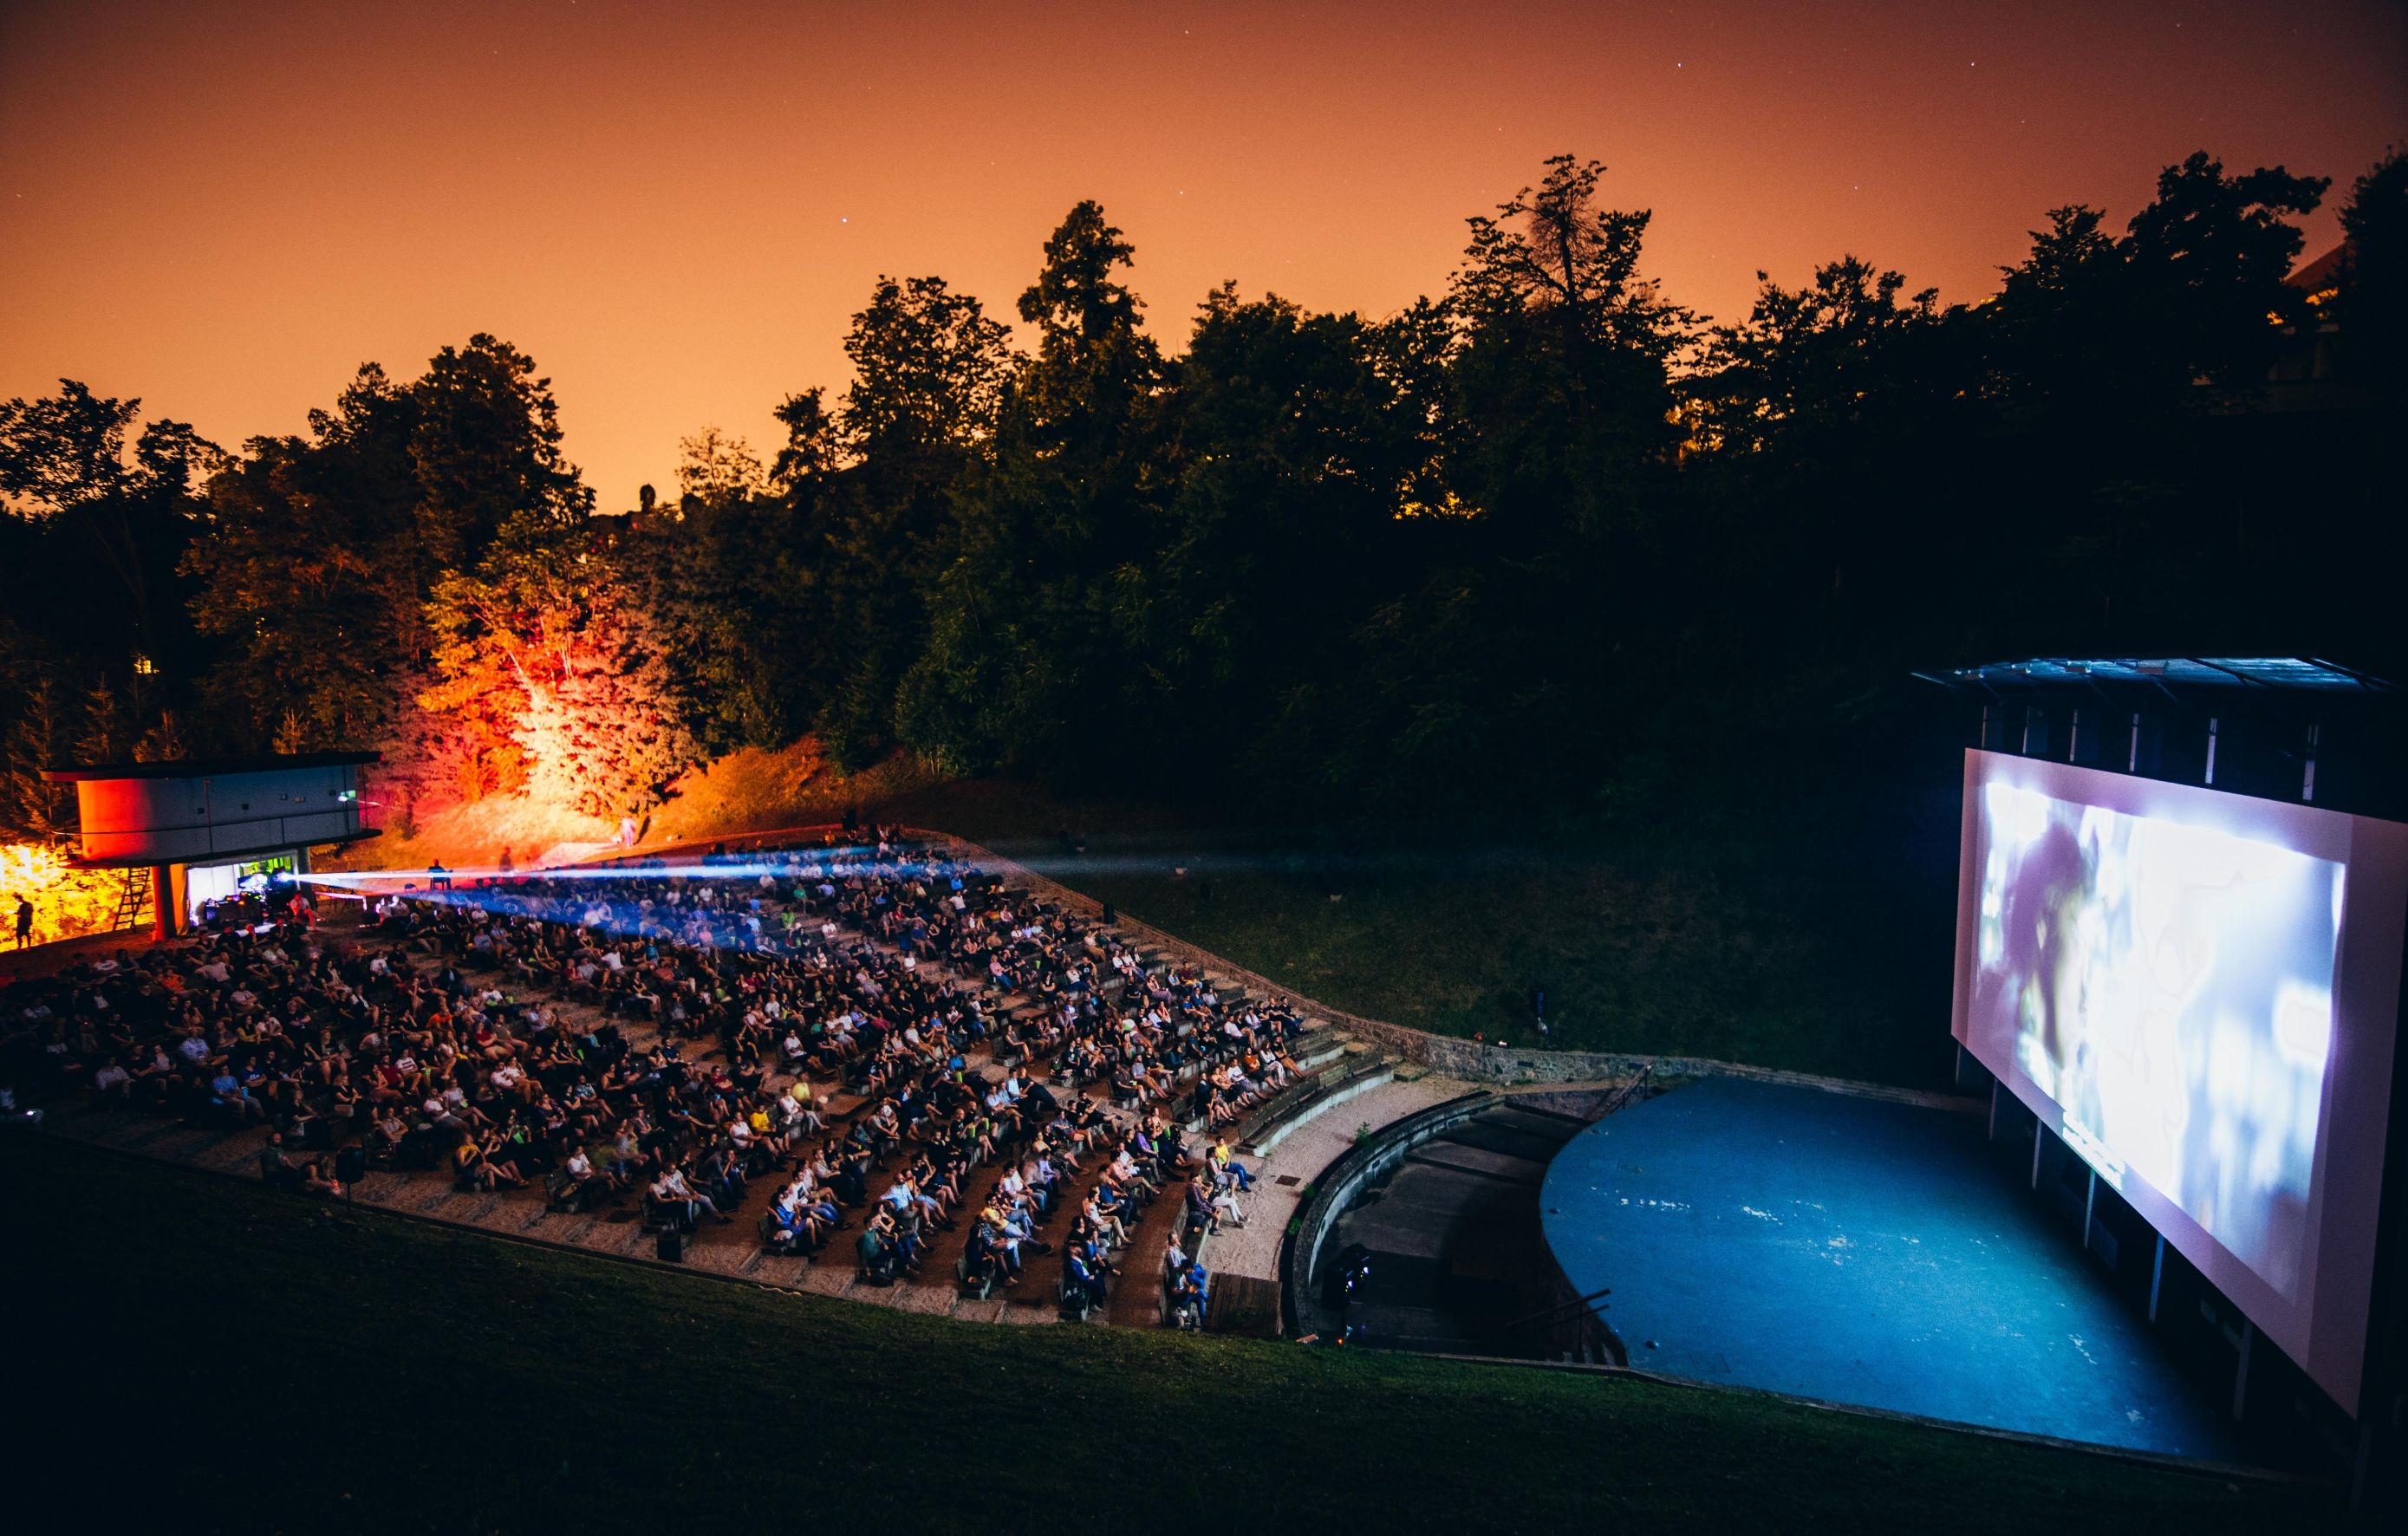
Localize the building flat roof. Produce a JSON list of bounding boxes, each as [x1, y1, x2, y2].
[[42, 750, 381, 784], [64, 827, 381, 869], [1914, 657, 2392, 700]]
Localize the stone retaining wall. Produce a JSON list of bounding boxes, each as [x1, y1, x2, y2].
[[1284, 1089, 1499, 1342]]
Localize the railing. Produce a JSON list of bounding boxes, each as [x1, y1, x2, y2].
[[1507, 1269, 1625, 1366], [1280, 1090, 1498, 1341]]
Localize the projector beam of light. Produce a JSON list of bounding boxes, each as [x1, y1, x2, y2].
[[295, 848, 898, 888], [297, 841, 1611, 892], [294, 845, 981, 959], [312, 876, 806, 958]]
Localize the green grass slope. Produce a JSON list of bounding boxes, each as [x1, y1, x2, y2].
[[3, 1133, 2304, 1535]]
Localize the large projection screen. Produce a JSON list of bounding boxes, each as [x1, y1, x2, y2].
[[1952, 749, 2408, 1414]]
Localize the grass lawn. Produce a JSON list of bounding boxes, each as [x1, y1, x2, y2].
[[3, 1132, 2303, 1534]]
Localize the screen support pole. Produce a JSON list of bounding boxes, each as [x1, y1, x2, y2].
[[2030, 1120, 2044, 1190], [2233, 1318, 2255, 1421], [2148, 1234, 2166, 1324], [1987, 1078, 1999, 1142], [2082, 1168, 2097, 1253]]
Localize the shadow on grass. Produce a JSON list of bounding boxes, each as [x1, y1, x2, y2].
[[1, 1132, 2314, 1535]]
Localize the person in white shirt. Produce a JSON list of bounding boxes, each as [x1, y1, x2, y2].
[[562, 1144, 610, 1201], [653, 1165, 729, 1223], [1083, 1188, 1129, 1249]]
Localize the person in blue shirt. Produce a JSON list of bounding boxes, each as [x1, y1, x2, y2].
[[211, 1068, 264, 1124], [1170, 1260, 1208, 1329], [1064, 1244, 1107, 1312]]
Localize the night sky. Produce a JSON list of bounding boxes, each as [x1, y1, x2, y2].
[[3, 0, 2402, 512]]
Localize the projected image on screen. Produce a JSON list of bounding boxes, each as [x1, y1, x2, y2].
[[1970, 782, 2343, 1301]]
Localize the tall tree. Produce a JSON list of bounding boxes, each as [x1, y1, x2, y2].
[[1983, 205, 2127, 411], [674, 426, 769, 512], [2118, 152, 2328, 393], [769, 387, 841, 490], [0, 678, 71, 837], [188, 339, 594, 804], [843, 276, 1012, 460], [633, 426, 815, 752], [1455, 154, 1694, 360], [421, 511, 695, 817], [407, 335, 592, 578], [0, 380, 218, 680], [1683, 256, 1982, 667], [2334, 146, 2408, 390], [1691, 257, 1949, 455], [1114, 288, 1424, 774], [185, 366, 422, 749], [898, 203, 1161, 774], [809, 274, 1018, 765], [1009, 204, 1158, 449], [1448, 155, 1694, 547], [73, 678, 122, 765]]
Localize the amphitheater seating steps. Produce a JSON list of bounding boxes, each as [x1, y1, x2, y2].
[[1220, 1045, 1396, 1152], [46, 836, 1365, 1331]]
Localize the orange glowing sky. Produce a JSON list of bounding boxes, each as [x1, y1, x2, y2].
[[3, 0, 2403, 512]]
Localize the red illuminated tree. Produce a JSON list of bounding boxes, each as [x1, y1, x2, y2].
[[422, 512, 695, 820]]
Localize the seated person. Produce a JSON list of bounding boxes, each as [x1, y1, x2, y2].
[[1210, 1135, 1255, 1191], [1168, 1259, 1207, 1328], [257, 1131, 307, 1192], [856, 1222, 896, 1284], [1063, 1240, 1108, 1312], [651, 1164, 724, 1226], [301, 1156, 346, 1199]]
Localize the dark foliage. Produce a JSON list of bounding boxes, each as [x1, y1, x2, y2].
[[0, 149, 2399, 840]]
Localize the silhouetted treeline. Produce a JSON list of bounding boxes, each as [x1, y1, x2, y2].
[[3, 148, 2402, 836]]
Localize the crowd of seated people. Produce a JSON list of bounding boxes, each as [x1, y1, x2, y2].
[[1, 828, 1285, 1323]]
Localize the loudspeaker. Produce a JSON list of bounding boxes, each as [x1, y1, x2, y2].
[[657, 1230, 687, 1262], [334, 1147, 368, 1185]]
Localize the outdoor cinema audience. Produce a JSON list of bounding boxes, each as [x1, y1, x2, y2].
[[1, 826, 1280, 1325]]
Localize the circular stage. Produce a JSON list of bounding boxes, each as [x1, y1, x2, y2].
[[1539, 1076, 2237, 1458]]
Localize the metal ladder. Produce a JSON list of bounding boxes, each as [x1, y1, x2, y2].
[[107, 867, 151, 933]]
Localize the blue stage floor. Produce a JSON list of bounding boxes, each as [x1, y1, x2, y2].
[[1540, 1077, 2238, 1458]]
